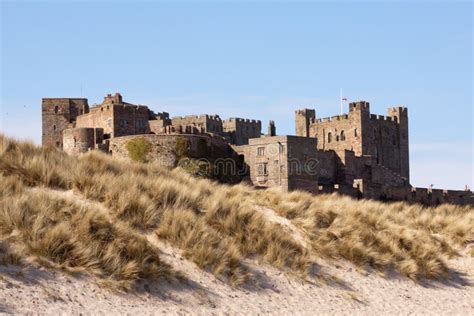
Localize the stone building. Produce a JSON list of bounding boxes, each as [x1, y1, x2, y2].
[[75, 93, 152, 138], [170, 115, 224, 135], [42, 92, 262, 152], [234, 135, 318, 193], [41, 92, 472, 206], [295, 101, 409, 181], [42, 97, 89, 148], [223, 118, 262, 145]]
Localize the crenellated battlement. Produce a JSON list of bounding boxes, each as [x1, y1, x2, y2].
[[201, 114, 222, 121], [172, 114, 222, 121], [295, 108, 314, 116], [369, 114, 396, 123], [349, 101, 370, 112], [315, 114, 350, 123], [388, 106, 407, 114], [224, 117, 261, 124]]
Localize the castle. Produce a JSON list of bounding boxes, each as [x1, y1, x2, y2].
[[42, 92, 473, 206]]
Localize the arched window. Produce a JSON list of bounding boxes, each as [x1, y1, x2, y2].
[[328, 132, 332, 143], [54, 106, 59, 114], [53, 125, 57, 131], [373, 129, 377, 139], [354, 128, 358, 137], [340, 130, 345, 141]]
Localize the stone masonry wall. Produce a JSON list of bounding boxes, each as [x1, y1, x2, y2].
[[113, 105, 150, 137], [76, 105, 114, 136], [223, 118, 262, 145], [302, 101, 409, 183], [235, 135, 318, 193], [108, 134, 233, 167], [42, 98, 89, 148], [171, 115, 223, 134], [63, 127, 106, 155], [63, 128, 95, 155], [76, 104, 150, 138]]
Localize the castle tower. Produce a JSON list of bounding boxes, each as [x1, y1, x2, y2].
[[348, 101, 371, 156], [267, 120, 276, 136], [42, 98, 89, 148], [295, 109, 315, 137], [103, 92, 123, 105], [388, 106, 409, 182]]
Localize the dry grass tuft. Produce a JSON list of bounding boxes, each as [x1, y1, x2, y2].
[[0, 134, 472, 288]]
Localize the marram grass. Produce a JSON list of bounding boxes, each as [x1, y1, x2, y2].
[[0, 134, 472, 289]]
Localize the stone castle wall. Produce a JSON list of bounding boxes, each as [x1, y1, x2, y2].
[[234, 135, 318, 193], [296, 101, 409, 182], [223, 118, 262, 145], [42, 98, 89, 148], [108, 134, 233, 167], [63, 128, 95, 155], [41, 92, 472, 206], [63, 127, 107, 155], [171, 115, 223, 134], [385, 186, 472, 206], [76, 104, 114, 136], [75, 101, 150, 138]]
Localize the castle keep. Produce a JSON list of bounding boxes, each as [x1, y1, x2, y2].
[[296, 102, 409, 181], [42, 92, 472, 206]]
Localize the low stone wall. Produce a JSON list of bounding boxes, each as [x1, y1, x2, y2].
[[108, 133, 234, 167], [386, 186, 473, 206]]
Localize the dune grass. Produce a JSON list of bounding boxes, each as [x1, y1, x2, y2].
[[257, 189, 473, 279], [0, 134, 472, 289]]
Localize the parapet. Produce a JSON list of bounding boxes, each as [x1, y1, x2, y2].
[[368, 113, 400, 124], [199, 114, 222, 121], [103, 92, 123, 104], [224, 117, 261, 124], [315, 114, 349, 123], [349, 101, 370, 112], [155, 112, 170, 120], [295, 108, 316, 115], [388, 106, 408, 119]]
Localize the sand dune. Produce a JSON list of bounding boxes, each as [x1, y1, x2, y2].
[[1, 247, 473, 315]]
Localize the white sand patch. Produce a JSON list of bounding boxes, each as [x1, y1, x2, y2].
[[1, 250, 473, 315]]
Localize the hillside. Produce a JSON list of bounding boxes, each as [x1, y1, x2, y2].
[[0, 134, 473, 314]]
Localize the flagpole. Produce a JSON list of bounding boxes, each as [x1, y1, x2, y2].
[[340, 88, 343, 115]]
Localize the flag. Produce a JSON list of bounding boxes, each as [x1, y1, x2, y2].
[[342, 97, 348, 102]]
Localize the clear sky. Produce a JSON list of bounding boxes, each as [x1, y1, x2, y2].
[[1, 1, 472, 189]]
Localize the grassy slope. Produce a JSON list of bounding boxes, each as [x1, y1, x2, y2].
[[0, 134, 472, 289]]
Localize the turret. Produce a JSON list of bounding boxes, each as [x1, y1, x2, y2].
[[388, 106, 409, 181], [349, 101, 370, 114], [103, 92, 123, 104], [295, 108, 315, 137]]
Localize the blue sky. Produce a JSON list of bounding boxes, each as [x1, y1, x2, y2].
[[1, 1, 472, 189]]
